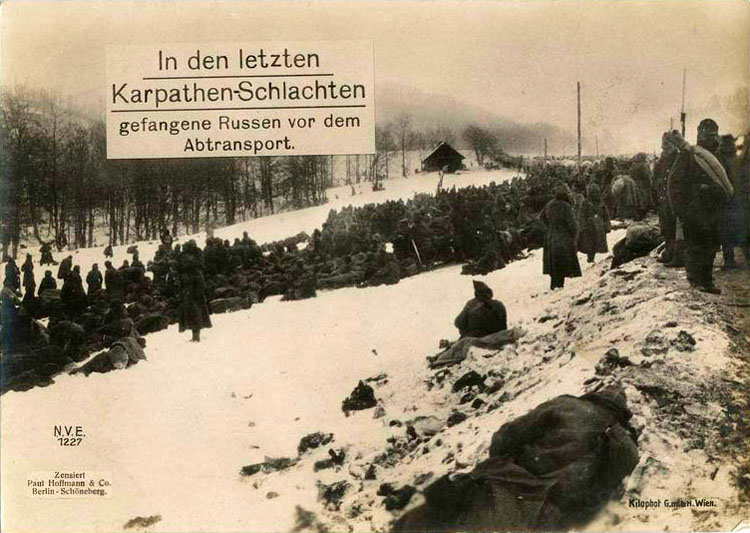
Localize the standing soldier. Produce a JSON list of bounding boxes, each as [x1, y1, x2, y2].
[[577, 182, 611, 263], [21, 253, 35, 303], [86, 263, 104, 297], [61, 265, 87, 317], [541, 183, 581, 290], [104, 260, 125, 301], [4, 257, 21, 292], [654, 131, 682, 266], [39, 241, 57, 265], [667, 120, 734, 294], [57, 255, 73, 281], [718, 134, 741, 269], [160, 229, 174, 251], [738, 134, 750, 263], [55, 233, 67, 252], [178, 240, 212, 342], [629, 153, 653, 217], [38, 270, 57, 295]]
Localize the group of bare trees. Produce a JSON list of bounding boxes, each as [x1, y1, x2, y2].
[[1, 89, 508, 259], [1, 90, 109, 259], [1, 89, 335, 258], [463, 125, 505, 166]]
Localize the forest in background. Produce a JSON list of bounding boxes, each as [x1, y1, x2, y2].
[[1, 87, 515, 259]]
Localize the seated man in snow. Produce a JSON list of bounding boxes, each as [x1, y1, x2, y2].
[[429, 281, 521, 368], [454, 280, 507, 338], [393, 385, 639, 532]]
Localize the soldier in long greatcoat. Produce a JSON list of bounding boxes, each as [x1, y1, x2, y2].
[[57, 255, 73, 281], [719, 134, 743, 269], [21, 254, 35, 304], [38, 270, 57, 295], [86, 264, 103, 297], [61, 265, 87, 317], [654, 131, 682, 265], [541, 183, 581, 290], [39, 242, 56, 265], [577, 183, 611, 263], [104, 261, 125, 302], [178, 240, 212, 342]]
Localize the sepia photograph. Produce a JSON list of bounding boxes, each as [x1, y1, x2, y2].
[[1, 1, 749, 532]]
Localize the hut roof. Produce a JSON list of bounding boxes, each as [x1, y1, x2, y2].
[[421, 141, 465, 163]]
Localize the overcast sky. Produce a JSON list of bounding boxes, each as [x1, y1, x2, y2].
[[2, 0, 748, 154]]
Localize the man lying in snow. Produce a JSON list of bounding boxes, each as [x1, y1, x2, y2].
[[393, 385, 639, 532], [71, 320, 146, 376], [611, 224, 663, 269], [429, 281, 523, 368]]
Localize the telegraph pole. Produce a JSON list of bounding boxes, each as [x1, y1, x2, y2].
[[680, 68, 687, 137], [544, 137, 548, 168], [577, 81, 582, 168]]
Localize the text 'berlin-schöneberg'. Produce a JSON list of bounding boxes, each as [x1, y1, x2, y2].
[[111, 48, 367, 109]]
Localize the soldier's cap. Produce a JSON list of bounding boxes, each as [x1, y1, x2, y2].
[[720, 134, 736, 146], [697, 118, 719, 133], [473, 280, 493, 299]]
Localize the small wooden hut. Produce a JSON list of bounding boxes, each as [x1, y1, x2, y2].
[[421, 142, 465, 173]]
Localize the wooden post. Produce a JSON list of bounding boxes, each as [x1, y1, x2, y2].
[[577, 81, 582, 168], [544, 137, 548, 168], [680, 68, 686, 137]]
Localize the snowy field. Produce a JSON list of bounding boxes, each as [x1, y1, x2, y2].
[[2, 167, 526, 531], [1, 242, 604, 533], [2, 166, 744, 533]]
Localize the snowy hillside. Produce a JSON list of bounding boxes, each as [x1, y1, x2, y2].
[[2, 169, 748, 533]]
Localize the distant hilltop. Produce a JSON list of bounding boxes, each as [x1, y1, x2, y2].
[[375, 82, 576, 155]]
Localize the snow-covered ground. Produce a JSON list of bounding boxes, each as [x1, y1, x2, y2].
[[2, 168, 746, 533], [0, 241, 564, 532], [1, 167, 517, 531]]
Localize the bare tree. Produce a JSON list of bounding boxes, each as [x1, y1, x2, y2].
[[463, 125, 499, 166], [394, 113, 412, 177]]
